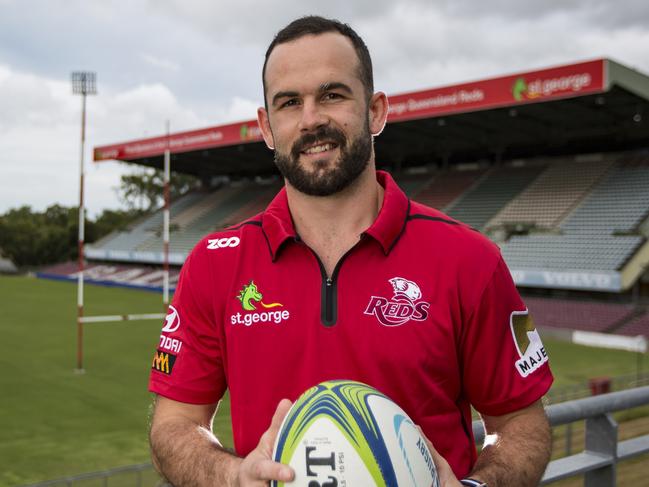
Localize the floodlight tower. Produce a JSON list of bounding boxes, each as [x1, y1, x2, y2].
[[164, 120, 171, 310], [72, 71, 97, 373]]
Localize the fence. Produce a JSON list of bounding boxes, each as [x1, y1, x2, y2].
[[546, 371, 649, 404], [473, 385, 649, 486], [18, 463, 159, 487], [20, 386, 649, 487]]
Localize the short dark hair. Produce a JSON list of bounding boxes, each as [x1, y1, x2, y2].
[[262, 16, 374, 107]]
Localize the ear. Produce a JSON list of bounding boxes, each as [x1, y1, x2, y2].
[[257, 107, 275, 150], [368, 91, 389, 136]]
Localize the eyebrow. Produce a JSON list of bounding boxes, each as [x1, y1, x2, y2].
[[319, 82, 353, 95], [271, 82, 354, 107], [271, 90, 299, 107]]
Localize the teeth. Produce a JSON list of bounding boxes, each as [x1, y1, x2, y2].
[[304, 143, 333, 154]]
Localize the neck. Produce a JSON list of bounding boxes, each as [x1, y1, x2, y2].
[[287, 165, 382, 238], [285, 165, 384, 275]]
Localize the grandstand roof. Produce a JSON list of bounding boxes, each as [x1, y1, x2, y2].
[[94, 58, 649, 177]]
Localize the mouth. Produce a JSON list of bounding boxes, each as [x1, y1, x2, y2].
[[300, 142, 339, 156]]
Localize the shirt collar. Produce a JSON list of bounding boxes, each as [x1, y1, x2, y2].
[[261, 170, 410, 260], [364, 170, 410, 254], [261, 186, 297, 261]]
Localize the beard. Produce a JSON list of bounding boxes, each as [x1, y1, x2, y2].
[[273, 122, 373, 197]]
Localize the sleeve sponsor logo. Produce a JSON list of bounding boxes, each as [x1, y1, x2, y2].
[[510, 309, 548, 377], [364, 277, 430, 327], [159, 335, 183, 353], [161, 305, 181, 333], [151, 350, 177, 375], [207, 237, 240, 249]]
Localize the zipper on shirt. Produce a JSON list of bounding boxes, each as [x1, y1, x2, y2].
[[323, 276, 335, 326], [304, 238, 363, 327]]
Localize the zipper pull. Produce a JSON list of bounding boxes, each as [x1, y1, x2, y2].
[[326, 278, 333, 287]]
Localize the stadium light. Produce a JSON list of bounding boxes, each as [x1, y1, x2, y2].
[[72, 72, 97, 96], [71, 71, 97, 373]]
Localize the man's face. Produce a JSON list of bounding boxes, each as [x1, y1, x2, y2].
[[259, 32, 374, 196]]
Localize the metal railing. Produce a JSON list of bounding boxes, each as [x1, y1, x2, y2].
[[546, 371, 649, 404], [18, 463, 158, 487], [20, 386, 649, 487], [473, 385, 649, 486]]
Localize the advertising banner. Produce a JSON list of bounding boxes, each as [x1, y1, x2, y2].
[[510, 268, 621, 292], [94, 121, 263, 161], [94, 59, 606, 162], [386, 59, 606, 122]]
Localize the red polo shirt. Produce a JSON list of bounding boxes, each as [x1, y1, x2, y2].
[[149, 170, 553, 477]]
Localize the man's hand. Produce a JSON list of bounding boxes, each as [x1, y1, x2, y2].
[[417, 400, 551, 487], [150, 396, 295, 487], [417, 426, 462, 487], [235, 399, 295, 486]]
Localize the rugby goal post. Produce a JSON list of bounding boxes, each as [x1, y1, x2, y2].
[[74, 76, 171, 372]]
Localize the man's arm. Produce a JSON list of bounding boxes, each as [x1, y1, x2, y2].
[[428, 400, 551, 487], [149, 395, 295, 487]]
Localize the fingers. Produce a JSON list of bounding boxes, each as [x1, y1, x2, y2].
[[250, 458, 294, 483], [416, 425, 435, 453], [237, 400, 296, 486], [417, 425, 460, 487], [260, 399, 293, 454], [270, 399, 293, 433]]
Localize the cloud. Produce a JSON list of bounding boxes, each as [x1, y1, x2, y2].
[[151, 0, 393, 45], [436, 0, 649, 29], [1, 0, 649, 218], [95, 83, 207, 141], [0, 67, 76, 131], [358, 2, 649, 94], [0, 64, 208, 216], [140, 53, 181, 72]]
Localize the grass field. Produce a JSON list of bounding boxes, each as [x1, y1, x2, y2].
[[0, 274, 646, 486], [0, 275, 234, 486]]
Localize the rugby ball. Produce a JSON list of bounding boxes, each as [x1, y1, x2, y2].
[[271, 380, 440, 487]]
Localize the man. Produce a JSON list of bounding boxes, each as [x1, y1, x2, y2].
[[149, 16, 553, 487]]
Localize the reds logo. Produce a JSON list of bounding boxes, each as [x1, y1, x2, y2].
[[364, 277, 430, 327]]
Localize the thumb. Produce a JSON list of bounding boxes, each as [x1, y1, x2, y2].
[[271, 399, 293, 430], [260, 399, 293, 454], [417, 425, 458, 486]]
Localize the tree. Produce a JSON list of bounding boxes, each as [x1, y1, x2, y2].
[[0, 205, 146, 268], [118, 166, 199, 211], [0, 205, 77, 267]]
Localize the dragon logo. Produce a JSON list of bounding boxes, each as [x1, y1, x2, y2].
[[240, 123, 261, 141], [237, 280, 283, 311], [364, 277, 430, 327], [512, 77, 528, 101]]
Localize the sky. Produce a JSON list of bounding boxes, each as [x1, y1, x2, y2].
[[1, 0, 649, 217]]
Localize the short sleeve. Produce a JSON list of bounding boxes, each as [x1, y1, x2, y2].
[[460, 256, 553, 416], [148, 246, 227, 404]]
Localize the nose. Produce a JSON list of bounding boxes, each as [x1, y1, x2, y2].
[[298, 98, 328, 132]]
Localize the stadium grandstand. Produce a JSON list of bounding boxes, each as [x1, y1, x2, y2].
[[39, 58, 649, 338]]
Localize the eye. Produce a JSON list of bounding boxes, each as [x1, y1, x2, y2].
[[322, 92, 343, 101], [279, 98, 300, 109]]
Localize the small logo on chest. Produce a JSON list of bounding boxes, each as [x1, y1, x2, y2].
[[364, 277, 430, 327], [230, 280, 290, 326]]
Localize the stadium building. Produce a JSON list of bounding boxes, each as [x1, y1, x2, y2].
[[40, 58, 649, 339]]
